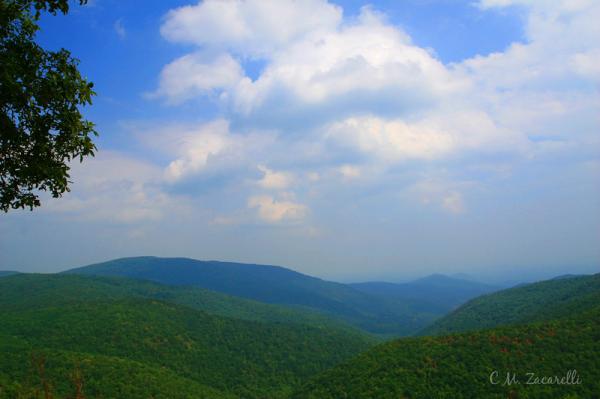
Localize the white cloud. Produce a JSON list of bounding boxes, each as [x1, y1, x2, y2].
[[228, 7, 461, 115], [248, 195, 308, 223], [152, 52, 244, 104], [160, 0, 342, 56], [257, 165, 293, 189], [154, 119, 276, 182], [163, 119, 234, 181], [44, 152, 188, 224], [326, 116, 455, 162], [338, 164, 361, 180], [156, 5, 463, 117], [150, 0, 600, 219]]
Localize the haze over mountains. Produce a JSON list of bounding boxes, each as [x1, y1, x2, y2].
[[350, 274, 498, 313]]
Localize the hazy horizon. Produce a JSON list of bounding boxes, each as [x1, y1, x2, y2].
[[1, 254, 597, 287], [1, 0, 599, 282]]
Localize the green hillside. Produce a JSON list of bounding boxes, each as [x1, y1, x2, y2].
[[0, 273, 366, 335], [0, 274, 373, 398], [65, 256, 438, 336], [0, 340, 232, 399], [421, 273, 600, 336], [293, 305, 600, 399]]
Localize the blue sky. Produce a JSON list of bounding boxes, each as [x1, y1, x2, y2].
[[1, 0, 599, 282]]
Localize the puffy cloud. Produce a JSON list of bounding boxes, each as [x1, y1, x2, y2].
[[256, 165, 293, 190], [152, 52, 244, 104], [228, 8, 461, 116], [150, 0, 599, 219], [326, 116, 455, 162], [248, 195, 308, 223], [155, 119, 275, 182], [160, 0, 342, 56], [465, 0, 600, 89], [156, 5, 462, 118], [163, 119, 234, 181]]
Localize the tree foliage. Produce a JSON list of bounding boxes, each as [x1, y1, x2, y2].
[[293, 306, 600, 399], [421, 274, 600, 336], [0, 274, 373, 398], [0, 0, 96, 212]]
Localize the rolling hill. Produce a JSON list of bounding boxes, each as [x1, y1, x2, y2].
[[0, 271, 18, 278], [421, 273, 600, 336], [0, 273, 366, 334], [65, 256, 440, 336], [292, 305, 600, 399], [0, 273, 373, 398]]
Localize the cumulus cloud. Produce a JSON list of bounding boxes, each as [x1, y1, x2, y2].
[[149, 0, 599, 218], [156, 5, 463, 118], [153, 119, 275, 182], [160, 0, 342, 56], [256, 165, 293, 189], [248, 195, 308, 223], [163, 119, 234, 181], [232, 8, 461, 116], [326, 116, 455, 162], [152, 53, 244, 104]]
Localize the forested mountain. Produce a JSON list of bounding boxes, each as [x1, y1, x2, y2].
[[66, 257, 438, 335], [0, 274, 373, 398], [350, 274, 498, 313], [0, 273, 365, 333], [0, 271, 18, 278], [421, 273, 600, 336], [293, 304, 600, 399]]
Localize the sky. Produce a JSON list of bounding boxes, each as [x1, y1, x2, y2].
[[1, 0, 599, 283]]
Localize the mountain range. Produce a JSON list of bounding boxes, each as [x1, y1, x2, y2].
[[1, 257, 597, 398], [65, 256, 498, 336]]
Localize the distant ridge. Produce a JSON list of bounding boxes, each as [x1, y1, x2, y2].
[[350, 273, 498, 312], [0, 271, 19, 278]]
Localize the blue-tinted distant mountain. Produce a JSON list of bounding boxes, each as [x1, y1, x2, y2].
[[0, 271, 19, 278], [551, 273, 585, 280], [65, 257, 435, 336], [350, 273, 499, 313], [449, 272, 478, 281]]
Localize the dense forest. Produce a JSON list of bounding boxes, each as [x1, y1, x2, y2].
[[421, 274, 600, 335], [293, 305, 600, 398], [1, 264, 598, 398], [0, 274, 373, 398]]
